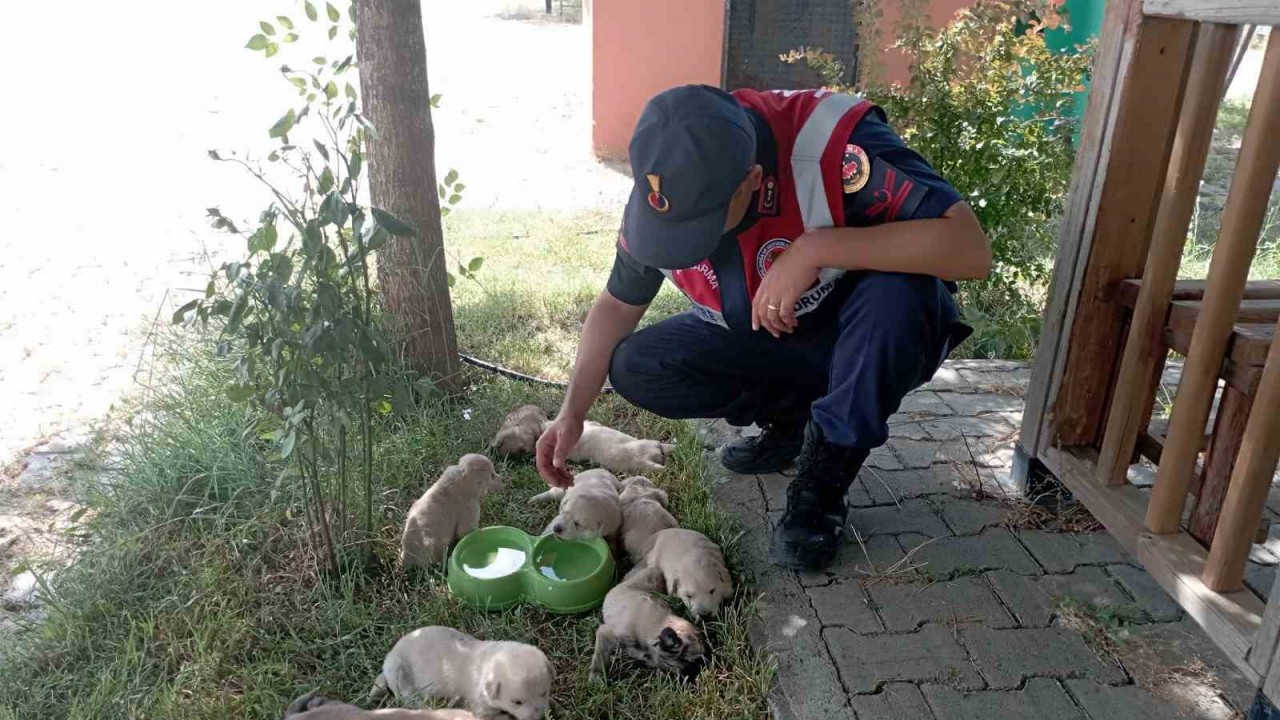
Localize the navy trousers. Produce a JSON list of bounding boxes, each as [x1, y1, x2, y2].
[[609, 272, 971, 449]]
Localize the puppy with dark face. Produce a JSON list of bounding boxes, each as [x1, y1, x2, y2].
[[489, 405, 549, 457], [284, 691, 477, 719], [589, 567, 707, 683]]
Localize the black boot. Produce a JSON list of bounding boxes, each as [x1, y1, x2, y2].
[[768, 421, 869, 570], [719, 418, 806, 474]]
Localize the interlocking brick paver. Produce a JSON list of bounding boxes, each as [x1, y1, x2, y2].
[[867, 445, 904, 470], [862, 466, 966, 504], [1119, 619, 1257, 712], [850, 683, 935, 720], [962, 626, 1126, 689], [921, 416, 1016, 441], [934, 497, 1012, 535], [1040, 566, 1133, 610], [867, 577, 1012, 631], [826, 624, 984, 693], [806, 580, 882, 633], [923, 678, 1084, 720], [889, 438, 944, 469], [986, 570, 1054, 627], [1016, 530, 1130, 572], [909, 528, 1039, 578], [887, 422, 934, 440], [1065, 681, 1220, 720], [898, 391, 956, 416], [799, 534, 908, 588], [1106, 564, 1182, 622], [920, 365, 973, 392], [940, 392, 1026, 417], [849, 499, 949, 538], [984, 568, 1130, 628]]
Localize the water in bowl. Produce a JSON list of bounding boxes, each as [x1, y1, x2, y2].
[[463, 547, 527, 579], [536, 542, 600, 582]]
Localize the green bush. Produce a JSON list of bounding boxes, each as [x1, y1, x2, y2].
[[787, 0, 1094, 358]]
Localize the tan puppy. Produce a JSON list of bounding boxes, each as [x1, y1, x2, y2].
[[489, 405, 548, 457], [401, 455, 503, 568], [618, 476, 678, 564], [589, 566, 707, 683], [566, 421, 674, 475], [284, 691, 477, 719], [529, 469, 623, 542], [644, 528, 734, 618], [369, 626, 553, 720]]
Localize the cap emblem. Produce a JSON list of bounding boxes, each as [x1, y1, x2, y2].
[[646, 173, 671, 214]]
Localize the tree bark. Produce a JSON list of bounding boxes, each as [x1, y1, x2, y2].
[[355, 0, 461, 391]]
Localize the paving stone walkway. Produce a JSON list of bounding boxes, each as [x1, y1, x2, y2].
[[710, 360, 1258, 720]]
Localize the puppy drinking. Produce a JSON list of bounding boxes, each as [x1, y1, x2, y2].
[[369, 626, 553, 720], [618, 476, 678, 564], [530, 469, 623, 542], [567, 421, 674, 475], [489, 405, 548, 457], [401, 454, 503, 568], [644, 528, 733, 618], [284, 691, 477, 719], [589, 566, 707, 682]]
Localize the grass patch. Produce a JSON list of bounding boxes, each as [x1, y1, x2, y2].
[[0, 207, 773, 719]]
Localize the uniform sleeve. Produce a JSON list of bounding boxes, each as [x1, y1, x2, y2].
[[606, 244, 665, 306], [841, 106, 964, 227]]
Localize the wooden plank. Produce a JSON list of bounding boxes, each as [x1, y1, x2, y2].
[[1113, 278, 1280, 307], [1190, 386, 1254, 546], [1043, 445, 1264, 686], [1148, 32, 1280, 534], [1165, 322, 1274, 367], [1250, 570, 1280, 681], [1097, 24, 1239, 486], [1204, 320, 1280, 591], [1048, 16, 1198, 448], [1145, 0, 1280, 24], [1021, 0, 1149, 458]]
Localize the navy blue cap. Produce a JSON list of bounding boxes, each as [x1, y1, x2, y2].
[[621, 85, 757, 270]]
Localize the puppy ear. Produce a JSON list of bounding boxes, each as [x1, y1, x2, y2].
[[484, 677, 502, 700], [657, 627, 683, 654]]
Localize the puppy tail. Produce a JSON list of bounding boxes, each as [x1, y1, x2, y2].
[[528, 487, 565, 505], [368, 673, 390, 704]]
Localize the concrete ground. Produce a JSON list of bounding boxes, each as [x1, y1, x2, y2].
[[712, 361, 1260, 720]]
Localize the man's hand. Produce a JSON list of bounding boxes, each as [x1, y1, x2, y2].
[[536, 415, 583, 488], [752, 239, 821, 337]]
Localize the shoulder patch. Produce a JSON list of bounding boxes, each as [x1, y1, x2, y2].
[[848, 156, 928, 224], [841, 144, 869, 194]]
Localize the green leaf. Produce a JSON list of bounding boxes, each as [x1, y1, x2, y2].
[[348, 2, 356, 23], [324, 80, 338, 100], [260, 20, 276, 35], [246, 34, 269, 50], [444, 168, 459, 186], [448, 193, 462, 205], [207, 150, 221, 160], [267, 150, 280, 162], [283, 32, 299, 43], [313, 55, 327, 64], [277, 15, 294, 29], [438, 185, 446, 199], [328, 25, 338, 40], [446, 271, 456, 287], [318, 166, 335, 195], [376, 399, 393, 415], [312, 138, 330, 161], [248, 223, 277, 253], [268, 108, 297, 139], [280, 429, 297, 459], [371, 208, 414, 237], [305, 1, 318, 21], [265, 42, 279, 58], [348, 149, 362, 179], [171, 299, 199, 324], [454, 183, 466, 193], [344, 82, 356, 100], [326, 2, 340, 21], [289, 76, 307, 90], [468, 256, 484, 272], [320, 191, 349, 227], [429, 93, 442, 108]]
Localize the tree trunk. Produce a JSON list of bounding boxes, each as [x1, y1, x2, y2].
[[355, 0, 461, 391]]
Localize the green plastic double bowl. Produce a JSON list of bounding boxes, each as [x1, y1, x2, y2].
[[446, 526, 615, 614]]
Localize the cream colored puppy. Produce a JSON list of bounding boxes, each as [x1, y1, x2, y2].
[[589, 566, 707, 683], [369, 626, 553, 720], [489, 405, 548, 457], [284, 691, 477, 719], [529, 469, 623, 542], [618, 476, 678, 564], [400, 454, 502, 568], [565, 421, 674, 475], [644, 528, 734, 618]]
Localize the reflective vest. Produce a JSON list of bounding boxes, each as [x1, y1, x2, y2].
[[661, 89, 875, 328]]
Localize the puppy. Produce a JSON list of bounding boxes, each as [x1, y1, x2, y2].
[[369, 626, 553, 720], [589, 566, 707, 682], [566, 421, 674, 475], [643, 528, 733, 618], [284, 691, 477, 719], [401, 454, 503, 568], [489, 405, 548, 457], [530, 469, 623, 542], [618, 476, 678, 564]]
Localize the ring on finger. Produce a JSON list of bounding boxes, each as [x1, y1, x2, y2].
[[767, 304, 779, 311]]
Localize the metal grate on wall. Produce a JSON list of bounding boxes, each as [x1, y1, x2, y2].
[[724, 0, 859, 91]]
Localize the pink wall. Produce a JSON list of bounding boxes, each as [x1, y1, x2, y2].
[[586, 0, 726, 160], [877, 0, 971, 85]]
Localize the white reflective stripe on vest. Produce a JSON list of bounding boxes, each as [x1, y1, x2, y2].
[[790, 92, 862, 317], [659, 269, 728, 328]]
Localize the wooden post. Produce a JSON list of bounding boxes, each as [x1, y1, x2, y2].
[[1096, 23, 1240, 486], [1147, 32, 1280, 534], [1190, 385, 1255, 546]]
